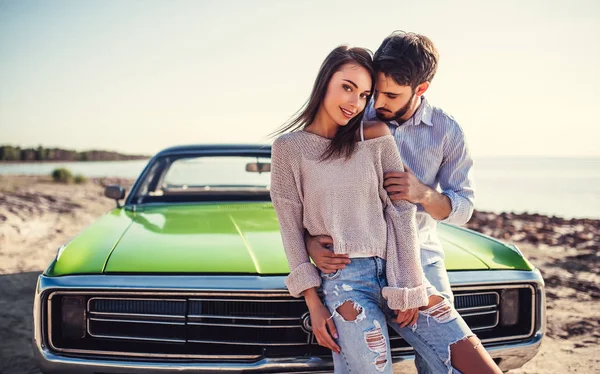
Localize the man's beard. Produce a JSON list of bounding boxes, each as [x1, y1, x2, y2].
[[375, 92, 416, 123]]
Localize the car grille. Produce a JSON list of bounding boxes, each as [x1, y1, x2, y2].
[[47, 286, 535, 358], [87, 296, 311, 346]]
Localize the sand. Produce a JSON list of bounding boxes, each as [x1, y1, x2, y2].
[[0, 175, 598, 373]]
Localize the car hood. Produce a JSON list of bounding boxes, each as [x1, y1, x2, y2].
[[47, 203, 532, 276], [103, 203, 290, 274]]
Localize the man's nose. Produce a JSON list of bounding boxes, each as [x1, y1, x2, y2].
[[374, 94, 385, 109]]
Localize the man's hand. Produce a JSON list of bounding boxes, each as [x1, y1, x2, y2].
[[383, 163, 431, 204], [394, 308, 419, 327], [305, 233, 350, 273]]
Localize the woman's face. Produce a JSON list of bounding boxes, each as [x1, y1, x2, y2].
[[321, 63, 372, 126]]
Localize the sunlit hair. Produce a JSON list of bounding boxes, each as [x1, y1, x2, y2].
[[272, 45, 374, 160], [374, 30, 439, 89]]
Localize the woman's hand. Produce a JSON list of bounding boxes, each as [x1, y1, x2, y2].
[[394, 308, 419, 327], [308, 302, 341, 354]]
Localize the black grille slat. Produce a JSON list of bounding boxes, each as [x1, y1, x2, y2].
[[89, 298, 186, 316], [188, 324, 308, 345], [88, 318, 186, 342], [188, 299, 305, 318], [455, 293, 498, 310]]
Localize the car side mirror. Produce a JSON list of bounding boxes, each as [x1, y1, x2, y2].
[[104, 185, 126, 207], [246, 162, 271, 173]]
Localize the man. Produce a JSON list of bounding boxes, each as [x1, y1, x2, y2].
[[305, 31, 475, 374]]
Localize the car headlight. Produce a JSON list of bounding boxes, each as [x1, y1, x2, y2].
[[500, 289, 520, 326], [61, 296, 86, 339]]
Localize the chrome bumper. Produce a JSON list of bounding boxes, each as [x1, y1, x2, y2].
[[33, 269, 545, 373]]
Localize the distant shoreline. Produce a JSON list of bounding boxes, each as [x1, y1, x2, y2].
[[0, 144, 150, 163], [0, 158, 148, 164]]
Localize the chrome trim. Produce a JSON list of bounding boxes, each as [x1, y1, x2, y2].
[[37, 270, 544, 291], [88, 317, 184, 325], [461, 310, 499, 331], [188, 314, 300, 321], [87, 311, 186, 320], [188, 297, 304, 302], [187, 321, 302, 329], [456, 305, 496, 313], [187, 339, 308, 346], [33, 334, 544, 373], [88, 333, 185, 344], [33, 269, 545, 371], [461, 310, 498, 318]]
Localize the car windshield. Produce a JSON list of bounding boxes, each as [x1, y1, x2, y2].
[[130, 155, 272, 204]]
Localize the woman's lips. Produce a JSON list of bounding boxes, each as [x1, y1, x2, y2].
[[340, 107, 355, 119]]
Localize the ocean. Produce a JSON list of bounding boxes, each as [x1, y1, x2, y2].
[[1, 157, 598, 220]]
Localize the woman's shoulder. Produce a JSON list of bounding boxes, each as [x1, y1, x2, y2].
[[362, 121, 392, 140], [272, 131, 307, 158], [273, 131, 301, 148]]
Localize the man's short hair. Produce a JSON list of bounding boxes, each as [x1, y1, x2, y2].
[[374, 31, 439, 89]]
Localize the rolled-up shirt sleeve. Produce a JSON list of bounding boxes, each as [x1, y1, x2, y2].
[[270, 137, 321, 298], [438, 126, 475, 225]]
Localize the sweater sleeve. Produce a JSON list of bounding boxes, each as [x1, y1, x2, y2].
[[377, 137, 429, 310], [270, 136, 321, 298]]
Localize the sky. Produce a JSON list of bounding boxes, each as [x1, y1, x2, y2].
[[1, 0, 599, 158]]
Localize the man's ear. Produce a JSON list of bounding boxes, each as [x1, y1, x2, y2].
[[415, 81, 430, 97]]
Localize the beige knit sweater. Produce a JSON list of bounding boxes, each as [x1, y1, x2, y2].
[[270, 130, 429, 311]]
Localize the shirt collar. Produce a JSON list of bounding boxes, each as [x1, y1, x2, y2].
[[366, 96, 433, 127]]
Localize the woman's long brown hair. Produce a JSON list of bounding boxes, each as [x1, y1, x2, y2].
[[272, 46, 374, 160]]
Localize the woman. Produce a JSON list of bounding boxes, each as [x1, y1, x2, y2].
[[270, 45, 501, 374]]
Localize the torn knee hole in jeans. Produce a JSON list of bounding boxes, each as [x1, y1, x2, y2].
[[364, 320, 388, 372], [446, 335, 479, 373], [332, 299, 365, 323], [420, 297, 458, 324]]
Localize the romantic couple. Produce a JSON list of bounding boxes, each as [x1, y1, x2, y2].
[[269, 31, 502, 374]]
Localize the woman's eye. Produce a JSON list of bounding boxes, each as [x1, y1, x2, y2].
[[360, 93, 368, 99], [343, 84, 352, 92]]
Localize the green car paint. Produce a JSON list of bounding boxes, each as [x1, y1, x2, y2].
[[438, 224, 534, 271], [46, 208, 136, 276], [45, 202, 532, 277], [103, 203, 289, 274]]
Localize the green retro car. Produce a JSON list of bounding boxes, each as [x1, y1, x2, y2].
[[33, 145, 545, 373]]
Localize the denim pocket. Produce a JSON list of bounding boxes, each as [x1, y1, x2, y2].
[[320, 268, 342, 281]]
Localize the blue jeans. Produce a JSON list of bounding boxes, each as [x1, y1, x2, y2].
[[320, 257, 473, 374], [415, 259, 454, 374]]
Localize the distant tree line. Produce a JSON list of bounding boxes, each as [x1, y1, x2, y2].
[[0, 145, 149, 162]]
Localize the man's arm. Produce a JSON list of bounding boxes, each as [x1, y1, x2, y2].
[[383, 127, 474, 224], [384, 164, 452, 220], [435, 125, 475, 225]]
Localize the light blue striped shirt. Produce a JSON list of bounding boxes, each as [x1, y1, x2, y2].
[[364, 96, 475, 265]]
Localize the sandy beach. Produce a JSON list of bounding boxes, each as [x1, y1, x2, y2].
[[0, 175, 598, 373]]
